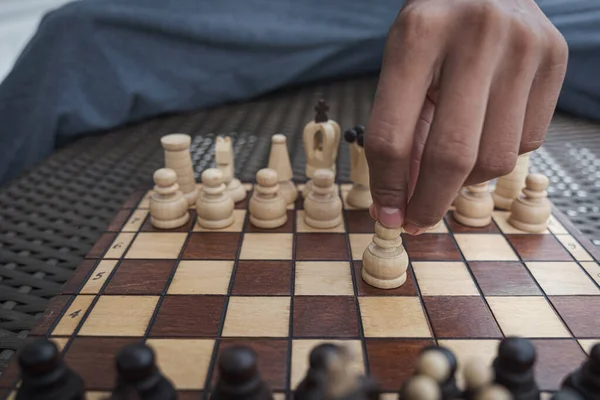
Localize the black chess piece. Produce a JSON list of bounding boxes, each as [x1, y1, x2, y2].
[[561, 343, 600, 400], [344, 128, 357, 144], [294, 343, 339, 400], [211, 345, 273, 400], [418, 346, 461, 400], [551, 388, 584, 400], [314, 100, 330, 123], [353, 125, 365, 147], [15, 338, 85, 400], [110, 342, 176, 400], [492, 337, 540, 400]]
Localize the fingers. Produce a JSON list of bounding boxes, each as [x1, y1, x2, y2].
[[365, 5, 446, 228]]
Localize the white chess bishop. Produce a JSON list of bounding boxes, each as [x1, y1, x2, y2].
[[302, 100, 341, 197], [215, 135, 246, 203]]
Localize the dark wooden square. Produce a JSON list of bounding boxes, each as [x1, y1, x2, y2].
[[0, 356, 19, 388], [212, 339, 288, 390], [234, 194, 249, 210], [422, 296, 502, 338], [346, 210, 375, 233], [468, 261, 542, 296], [366, 339, 435, 391], [65, 337, 140, 390], [295, 234, 349, 261], [178, 392, 204, 399], [292, 296, 359, 338], [354, 262, 417, 296], [123, 190, 146, 208], [141, 211, 196, 232], [506, 235, 572, 261], [103, 260, 176, 295], [531, 339, 588, 391], [85, 233, 116, 259], [246, 210, 294, 233], [231, 261, 292, 296], [61, 260, 96, 295], [29, 295, 73, 336], [149, 295, 225, 337], [403, 234, 461, 261], [549, 296, 600, 337], [107, 209, 134, 232], [182, 233, 241, 260], [445, 211, 500, 234]]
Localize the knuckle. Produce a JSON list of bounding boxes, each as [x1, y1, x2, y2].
[[428, 139, 477, 175], [365, 132, 410, 162], [391, 5, 439, 46], [475, 151, 518, 178], [510, 20, 542, 58], [464, 2, 506, 39], [545, 27, 569, 66], [370, 186, 408, 207]]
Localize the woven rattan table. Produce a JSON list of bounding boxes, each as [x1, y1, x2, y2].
[[1, 74, 599, 375]]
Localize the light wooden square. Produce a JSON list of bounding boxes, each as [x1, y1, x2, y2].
[[437, 339, 501, 389], [104, 233, 136, 259], [80, 260, 118, 294], [296, 210, 345, 233], [78, 295, 158, 336], [492, 211, 550, 234], [125, 233, 187, 259], [122, 209, 149, 232], [167, 260, 234, 294], [547, 215, 568, 235], [486, 296, 570, 338], [578, 339, 600, 355], [193, 210, 246, 232], [223, 297, 290, 337], [349, 234, 372, 260], [290, 339, 364, 388], [359, 297, 431, 338], [146, 339, 215, 389], [138, 191, 152, 208], [412, 262, 479, 296], [555, 234, 594, 261], [425, 220, 449, 233], [580, 262, 600, 286], [454, 234, 519, 261], [294, 261, 354, 295], [52, 295, 95, 336], [239, 233, 293, 260], [525, 262, 599, 295]]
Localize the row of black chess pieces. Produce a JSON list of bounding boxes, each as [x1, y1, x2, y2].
[[7, 336, 599, 400]]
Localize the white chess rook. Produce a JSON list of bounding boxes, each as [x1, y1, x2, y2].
[[161, 133, 199, 205], [362, 222, 409, 289]]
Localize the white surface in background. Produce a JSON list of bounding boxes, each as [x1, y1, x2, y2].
[[0, 0, 75, 83]]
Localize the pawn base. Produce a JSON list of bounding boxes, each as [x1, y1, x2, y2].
[[302, 180, 313, 198], [151, 212, 190, 230], [347, 184, 372, 209], [305, 214, 342, 230], [507, 216, 548, 233], [250, 213, 287, 229], [361, 244, 409, 289], [362, 268, 407, 290], [453, 211, 491, 228], [197, 214, 235, 230], [183, 188, 200, 206], [226, 179, 246, 203]]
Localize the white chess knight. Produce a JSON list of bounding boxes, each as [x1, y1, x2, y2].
[[302, 100, 341, 197], [215, 136, 246, 203]]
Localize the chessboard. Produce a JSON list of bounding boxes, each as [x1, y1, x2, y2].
[[0, 178, 599, 399]]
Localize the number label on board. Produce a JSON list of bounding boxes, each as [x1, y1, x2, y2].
[[69, 309, 81, 319]]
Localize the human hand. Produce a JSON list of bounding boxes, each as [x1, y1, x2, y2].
[[364, 0, 568, 234]]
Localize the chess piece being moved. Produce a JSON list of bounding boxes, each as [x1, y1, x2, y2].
[[249, 168, 288, 229], [362, 221, 409, 289], [507, 173, 551, 233], [16, 338, 85, 400], [109, 343, 176, 400], [302, 99, 341, 197], [304, 168, 343, 229], [267, 134, 297, 205], [561, 343, 600, 400], [196, 168, 235, 229], [416, 346, 461, 400], [149, 168, 190, 229], [344, 125, 372, 209], [399, 375, 442, 400], [161, 133, 199, 205], [215, 136, 246, 203], [493, 152, 530, 210], [453, 182, 494, 227], [211, 345, 273, 400], [492, 337, 540, 400]]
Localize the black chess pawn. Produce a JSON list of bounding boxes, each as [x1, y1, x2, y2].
[[110, 342, 176, 400], [353, 125, 365, 147], [561, 343, 600, 400], [294, 343, 338, 400], [492, 337, 540, 400], [314, 100, 330, 123], [344, 128, 357, 144], [415, 345, 461, 400], [15, 338, 85, 400], [211, 345, 273, 400], [551, 388, 584, 400]]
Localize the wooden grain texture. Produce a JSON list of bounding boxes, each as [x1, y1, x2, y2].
[[232, 261, 292, 296], [468, 261, 542, 296], [167, 261, 234, 295], [403, 234, 462, 261], [28, 295, 72, 336], [346, 210, 376, 233], [549, 296, 600, 337], [412, 262, 479, 296], [294, 261, 353, 296], [454, 234, 519, 261], [445, 211, 501, 234], [107, 209, 134, 232], [104, 260, 176, 295], [149, 295, 225, 337], [295, 233, 349, 261], [292, 296, 359, 338], [359, 297, 431, 338], [354, 262, 417, 296], [507, 234, 573, 261], [61, 260, 97, 295], [531, 339, 588, 391], [85, 233, 116, 258], [183, 232, 241, 259]]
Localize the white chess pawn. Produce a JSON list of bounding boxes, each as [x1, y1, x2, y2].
[[362, 222, 409, 289], [507, 173, 551, 233], [249, 168, 288, 229], [453, 182, 494, 227], [267, 134, 297, 205], [149, 168, 190, 229], [400, 375, 441, 400], [195, 168, 235, 229], [303, 169, 343, 229]]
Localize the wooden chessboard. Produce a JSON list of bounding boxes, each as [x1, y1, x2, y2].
[[1, 182, 599, 400]]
